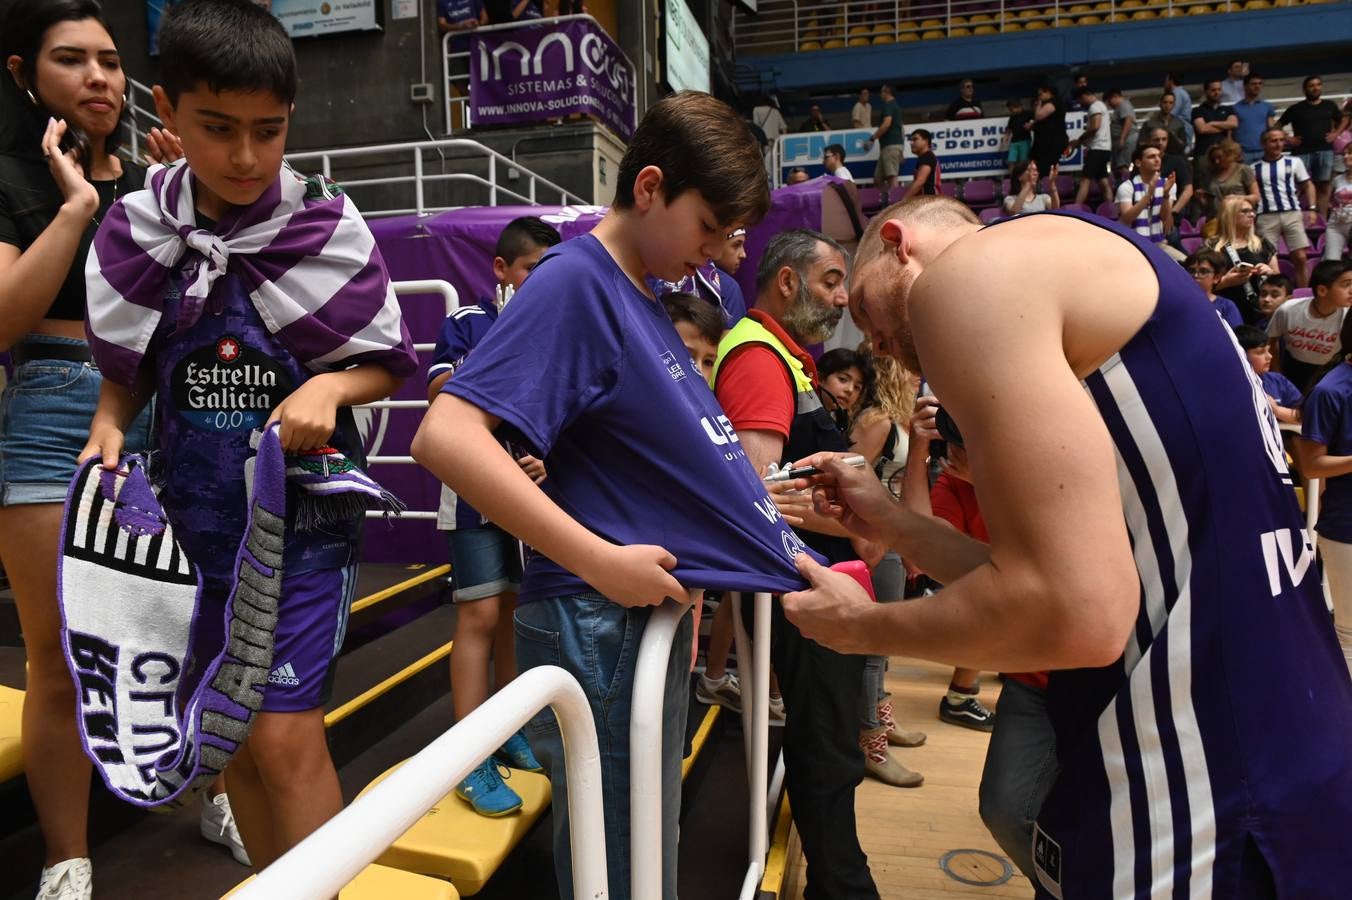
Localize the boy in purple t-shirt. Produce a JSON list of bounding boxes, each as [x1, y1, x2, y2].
[[425, 217, 560, 816], [413, 93, 795, 900], [1235, 324, 1303, 424]]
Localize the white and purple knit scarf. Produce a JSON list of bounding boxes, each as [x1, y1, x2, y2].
[[85, 159, 418, 387], [57, 426, 402, 809]]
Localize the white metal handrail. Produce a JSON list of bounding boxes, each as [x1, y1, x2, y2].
[[630, 596, 695, 898], [732, 592, 775, 899], [231, 665, 608, 899], [441, 13, 638, 138], [361, 280, 459, 520], [735, 0, 1341, 53]]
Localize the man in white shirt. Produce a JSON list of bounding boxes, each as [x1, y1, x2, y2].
[[1071, 87, 1114, 207], [824, 143, 855, 182], [851, 88, 873, 129], [1106, 89, 1137, 175], [1220, 59, 1248, 106]]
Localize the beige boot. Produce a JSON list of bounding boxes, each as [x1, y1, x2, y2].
[[860, 726, 924, 787], [878, 695, 927, 747]]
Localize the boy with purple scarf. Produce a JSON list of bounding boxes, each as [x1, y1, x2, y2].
[[79, 0, 415, 870]]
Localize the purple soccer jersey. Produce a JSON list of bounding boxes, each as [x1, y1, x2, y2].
[[428, 299, 500, 531], [443, 234, 821, 603], [998, 213, 1352, 899]]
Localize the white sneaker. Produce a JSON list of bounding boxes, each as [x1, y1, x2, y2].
[[36, 858, 91, 900], [768, 694, 786, 726], [201, 792, 251, 866]]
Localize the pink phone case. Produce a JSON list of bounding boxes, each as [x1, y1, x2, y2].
[[830, 560, 878, 602]]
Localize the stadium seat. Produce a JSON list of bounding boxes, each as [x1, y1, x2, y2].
[[951, 15, 970, 24], [849, 36, 871, 45], [951, 26, 973, 35], [1068, 3, 1092, 11], [1063, 202, 1094, 213], [226, 865, 459, 899], [1004, 20, 1025, 29], [940, 183, 959, 199], [1078, 14, 1104, 22], [1132, 9, 1158, 18], [356, 762, 552, 896], [0, 686, 22, 784], [1025, 18, 1050, 27], [873, 33, 897, 43], [1182, 236, 1204, 254], [980, 207, 1005, 224], [850, 24, 872, 36], [799, 40, 822, 50], [823, 38, 846, 48], [1096, 200, 1119, 220], [1055, 174, 1075, 196], [1279, 259, 1297, 280], [1187, 4, 1214, 13], [974, 24, 999, 33], [963, 180, 998, 208], [922, 29, 946, 38], [899, 31, 922, 41], [1245, 0, 1272, 7], [920, 17, 945, 27], [1092, 1, 1112, 10], [1120, 0, 1145, 8], [970, 13, 995, 22]]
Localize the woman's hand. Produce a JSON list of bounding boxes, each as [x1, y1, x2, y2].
[[42, 118, 97, 218]]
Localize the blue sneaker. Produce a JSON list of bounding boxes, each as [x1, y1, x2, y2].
[[495, 729, 544, 773], [455, 760, 522, 817]]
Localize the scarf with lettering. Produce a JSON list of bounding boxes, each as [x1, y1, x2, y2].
[[57, 425, 402, 809], [85, 159, 418, 389]]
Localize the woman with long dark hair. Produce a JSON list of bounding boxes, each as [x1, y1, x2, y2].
[[0, 3, 153, 896]]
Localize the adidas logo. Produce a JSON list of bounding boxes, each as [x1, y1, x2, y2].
[[268, 661, 301, 687]]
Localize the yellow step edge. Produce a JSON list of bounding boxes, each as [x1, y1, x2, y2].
[[682, 705, 721, 778], [325, 640, 454, 728], [0, 685, 24, 783], [350, 564, 451, 615], [224, 862, 460, 899], [759, 794, 794, 897]]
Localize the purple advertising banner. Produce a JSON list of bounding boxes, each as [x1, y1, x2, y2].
[[470, 19, 636, 140]]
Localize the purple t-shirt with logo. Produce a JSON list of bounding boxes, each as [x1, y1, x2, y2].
[[1302, 363, 1352, 542], [443, 234, 819, 603], [148, 270, 362, 587]]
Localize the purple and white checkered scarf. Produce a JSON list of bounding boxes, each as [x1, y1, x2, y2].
[[85, 160, 417, 387]]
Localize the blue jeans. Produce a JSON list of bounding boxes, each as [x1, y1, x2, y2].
[[515, 594, 692, 900], [978, 678, 1058, 880]]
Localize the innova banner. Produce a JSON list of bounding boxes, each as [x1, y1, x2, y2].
[[470, 18, 637, 140], [776, 110, 1088, 184]]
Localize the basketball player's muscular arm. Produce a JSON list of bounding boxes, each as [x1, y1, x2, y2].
[[785, 248, 1140, 671]]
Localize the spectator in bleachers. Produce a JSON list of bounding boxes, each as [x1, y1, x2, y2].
[[437, 0, 486, 38], [1297, 297, 1352, 680], [1192, 80, 1239, 187], [1233, 73, 1276, 165], [1142, 92, 1188, 158], [1207, 196, 1276, 322], [1234, 325, 1302, 425], [1106, 88, 1137, 177], [1116, 145, 1184, 262], [1198, 140, 1257, 221], [1257, 273, 1293, 330], [1003, 97, 1032, 167], [852, 87, 873, 129], [1280, 76, 1344, 220], [903, 129, 940, 199], [1254, 126, 1316, 287], [1064, 72, 1089, 112], [1185, 249, 1244, 328], [1267, 260, 1352, 390], [426, 217, 559, 818], [1003, 160, 1059, 214], [945, 79, 984, 121], [1327, 146, 1352, 261], [1069, 86, 1113, 208], [1028, 85, 1068, 192], [1220, 59, 1248, 106], [824, 143, 854, 182], [800, 104, 831, 133], [1145, 127, 1196, 229], [509, 0, 543, 20], [1333, 98, 1352, 180], [1164, 71, 1195, 152], [865, 84, 905, 203], [788, 167, 810, 185], [663, 292, 724, 383]]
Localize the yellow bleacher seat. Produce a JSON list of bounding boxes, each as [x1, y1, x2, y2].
[[849, 24, 871, 35], [1052, 15, 1073, 24], [921, 28, 946, 38], [1245, 0, 1272, 7], [355, 763, 551, 896], [225, 864, 459, 900], [873, 33, 897, 43], [1188, 4, 1214, 13], [0, 686, 22, 784], [1107, 10, 1126, 19], [1163, 4, 1185, 13], [1004, 20, 1025, 29], [1120, 0, 1144, 7], [1025, 18, 1050, 27], [1295, 486, 1306, 511], [1079, 14, 1104, 23], [920, 17, 945, 27], [822, 37, 846, 48], [970, 12, 994, 22], [799, 40, 822, 50], [1132, 8, 1158, 17], [899, 31, 922, 40], [951, 15, 969, 24], [1068, 3, 1092, 11], [848, 36, 870, 45], [950, 25, 973, 34], [1019, 7, 1047, 18], [974, 23, 999, 33], [1092, 1, 1112, 9]]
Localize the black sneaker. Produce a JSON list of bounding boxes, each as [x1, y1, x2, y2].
[[939, 694, 995, 732]]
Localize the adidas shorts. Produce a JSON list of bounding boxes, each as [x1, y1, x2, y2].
[[192, 560, 358, 714]]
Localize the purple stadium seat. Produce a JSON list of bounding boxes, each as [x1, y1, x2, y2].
[[856, 186, 883, 213], [1063, 202, 1092, 214], [1278, 259, 1296, 280], [1000, 178, 1011, 195], [962, 179, 997, 208], [980, 207, 1004, 225], [1292, 287, 1314, 301], [1054, 174, 1074, 196], [1096, 200, 1118, 220], [1181, 236, 1203, 254], [1179, 218, 1199, 236], [939, 182, 959, 199]]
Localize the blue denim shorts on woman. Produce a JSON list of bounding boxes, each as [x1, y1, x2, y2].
[[0, 335, 153, 506]]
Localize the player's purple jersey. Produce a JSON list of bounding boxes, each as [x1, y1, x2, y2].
[[1005, 212, 1352, 899], [443, 234, 820, 604]]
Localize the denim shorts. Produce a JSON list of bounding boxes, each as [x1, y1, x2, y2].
[[0, 336, 153, 506], [1300, 150, 1335, 183], [446, 524, 522, 601]]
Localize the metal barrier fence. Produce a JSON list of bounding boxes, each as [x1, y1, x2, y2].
[[734, 0, 1336, 52], [231, 665, 609, 899]]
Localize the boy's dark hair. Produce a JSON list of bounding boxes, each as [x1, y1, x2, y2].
[[0, 0, 127, 156], [824, 143, 846, 161], [158, 0, 297, 105], [494, 216, 562, 265], [661, 292, 724, 347], [1105, 88, 1123, 100], [1311, 259, 1349, 294], [1303, 74, 1321, 91], [1261, 273, 1293, 294], [912, 128, 933, 144], [1233, 324, 1268, 351], [1244, 72, 1263, 86], [613, 91, 771, 228], [1184, 249, 1229, 274]]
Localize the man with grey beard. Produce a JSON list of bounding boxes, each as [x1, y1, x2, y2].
[[711, 229, 886, 900]]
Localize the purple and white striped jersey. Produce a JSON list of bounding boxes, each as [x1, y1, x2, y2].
[[1002, 212, 1352, 899], [1254, 155, 1311, 215]]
